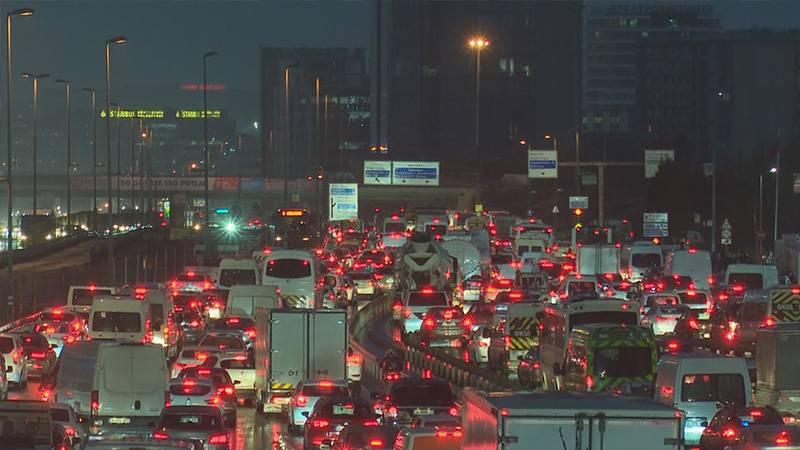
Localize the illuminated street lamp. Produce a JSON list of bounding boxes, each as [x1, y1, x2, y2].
[[467, 35, 489, 149], [203, 50, 218, 231], [20, 72, 50, 214], [104, 35, 127, 286], [55, 79, 71, 229], [544, 134, 558, 151]]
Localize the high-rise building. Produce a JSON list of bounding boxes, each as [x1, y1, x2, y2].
[[583, 3, 720, 133], [376, 0, 583, 166], [259, 48, 370, 179], [639, 29, 800, 166]]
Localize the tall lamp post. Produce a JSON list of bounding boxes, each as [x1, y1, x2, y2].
[[5, 7, 34, 321], [82, 88, 97, 226], [110, 102, 121, 214], [105, 35, 127, 286], [20, 72, 49, 214], [202, 51, 218, 230], [55, 79, 71, 229], [467, 36, 489, 150]]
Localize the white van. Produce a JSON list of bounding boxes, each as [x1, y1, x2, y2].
[[143, 290, 177, 358], [218, 258, 259, 288], [91, 342, 168, 430], [262, 250, 316, 308], [67, 285, 115, 312], [654, 353, 751, 446], [226, 285, 281, 317], [664, 248, 712, 289], [382, 216, 408, 249], [624, 242, 663, 282], [55, 340, 103, 419], [88, 296, 150, 342], [725, 264, 780, 289]]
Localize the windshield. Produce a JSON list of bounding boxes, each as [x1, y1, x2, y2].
[[681, 374, 746, 406], [728, 273, 763, 289], [391, 384, 454, 406], [593, 346, 653, 378], [570, 311, 638, 332], [176, 274, 207, 282], [384, 223, 406, 233], [20, 334, 49, 348], [408, 292, 448, 307], [91, 312, 141, 333], [632, 253, 662, 268], [219, 269, 256, 287], [266, 259, 312, 279]]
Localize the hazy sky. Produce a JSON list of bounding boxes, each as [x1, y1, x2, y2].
[[2, 0, 799, 129]]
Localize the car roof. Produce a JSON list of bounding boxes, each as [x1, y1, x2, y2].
[[162, 405, 223, 415]]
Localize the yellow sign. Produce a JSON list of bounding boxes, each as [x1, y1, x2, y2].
[[100, 109, 165, 119], [474, 203, 484, 213], [176, 110, 221, 119]]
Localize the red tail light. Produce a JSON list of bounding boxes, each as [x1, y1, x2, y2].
[[245, 328, 256, 340], [165, 390, 171, 407], [153, 431, 170, 440], [347, 354, 361, 365], [449, 406, 459, 416], [369, 439, 384, 447], [666, 341, 680, 352], [763, 317, 776, 328], [463, 317, 472, 328], [208, 433, 229, 445], [718, 292, 730, 302], [586, 375, 594, 390], [363, 420, 379, 427], [776, 430, 791, 446], [421, 288, 434, 294], [91, 390, 99, 416], [295, 395, 307, 407], [721, 427, 738, 439], [423, 318, 435, 329], [392, 301, 402, 312], [30, 351, 46, 359], [792, 287, 800, 295], [688, 318, 700, 330], [731, 284, 745, 293], [311, 419, 330, 428]]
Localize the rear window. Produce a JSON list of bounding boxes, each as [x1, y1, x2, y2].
[[301, 385, 349, 397], [159, 413, 222, 430], [568, 281, 597, 295], [408, 293, 449, 307], [632, 253, 662, 268], [50, 409, 69, 422], [169, 383, 213, 396], [38, 312, 75, 323], [384, 223, 406, 233], [729, 273, 763, 289], [20, 334, 49, 348], [219, 269, 256, 287], [209, 317, 254, 331], [391, 384, 454, 407], [181, 350, 214, 360], [681, 374, 746, 406], [220, 358, 254, 369], [91, 312, 141, 333], [679, 291, 708, 305], [266, 259, 312, 279], [199, 336, 245, 350], [71, 288, 113, 306], [492, 254, 513, 265], [317, 401, 373, 419], [176, 274, 206, 282], [0, 338, 15, 354]]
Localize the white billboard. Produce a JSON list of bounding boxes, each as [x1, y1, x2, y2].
[[528, 150, 558, 179], [644, 149, 675, 178], [363, 161, 392, 185], [392, 161, 440, 186], [328, 183, 358, 221]]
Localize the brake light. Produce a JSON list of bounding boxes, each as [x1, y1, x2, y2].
[[688, 318, 700, 330], [30, 351, 46, 359], [586, 375, 594, 390], [295, 395, 307, 407], [311, 419, 330, 428], [423, 318, 435, 329], [363, 420, 379, 427], [208, 433, 229, 445], [449, 406, 459, 416], [195, 352, 208, 361], [721, 427, 738, 439], [421, 288, 434, 294], [164, 390, 171, 407], [708, 276, 716, 285], [134, 287, 148, 299], [776, 430, 791, 446], [718, 292, 729, 302], [732, 284, 745, 293], [245, 328, 256, 339], [686, 290, 696, 296], [205, 396, 222, 405], [153, 431, 170, 440], [666, 341, 680, 352], [219, 385, 234, 396], [384, 372, 401, 382], [369, 439, 384, 447], [688, 247, 697, 254], [509, 291, 523, 301], [198, 368, 212, 376], [792, 287, 800, 295], [91, 390, 99, 415]]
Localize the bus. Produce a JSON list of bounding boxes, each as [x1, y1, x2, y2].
[[538, 298, 640, 390], [271, 208, 313, 249]]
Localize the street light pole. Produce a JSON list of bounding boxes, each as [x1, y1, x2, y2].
[[55, 79, 71, 229], [21, 72, 49, 215], [5, 7, 34, 321], [468, 36, 489, 150], [82, 88, 96, 227], [111, 103, 121, 214], [202, 51, 218, 230], [105, 35, 127, 286]]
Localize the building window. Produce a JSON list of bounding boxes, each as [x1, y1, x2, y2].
[[593, 116, 603, 126], [522, 65, 531, 78], [499, 58, 507, 73]]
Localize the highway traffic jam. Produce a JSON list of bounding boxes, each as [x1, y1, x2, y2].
[[1, 208, 800, 450]]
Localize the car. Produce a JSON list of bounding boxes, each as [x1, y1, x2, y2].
[[35, 321, 82, 358], [0, 333, 27, 389], [168, 377, 224, 418], [463, 302, 494, 332], [170, 271, 214, 293], [153, 405, 232, 450], [485, 278, 514, 302], [303, 396, 378, 450], [465, 326, 491, 365], [172, 347, 222, 378], [347, 272, 376, 299], [50, 402, 86, 448], [197, 332, 248, 353], [461, 274, 484, 303], [517, 347, 543, 388], [327, 424, 398, 450], [204, 316, 256, 350], [13, 332, 57, 379], [214, 352, 255, 403], [490, 253, 519, 281], [287, 379, 350, 434], [175, 365, 238, 427], [346, 348, 362, 389], [35, 309, 80, 328], [174, 311, 205, 345], [398, 289, 451, 335], [375, 378, 458, 425], [699, 405, 800, 450], [418, 307, 469, 347], [639, 299, 688, 336]]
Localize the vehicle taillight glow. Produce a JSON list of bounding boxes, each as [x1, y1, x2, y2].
[[295, 395, 307, 407], [721, 427, 738, 439], [153, 431, 169, 440], [208, 433, 229, 445], [776, 430, 791, 445], [30, 351, 46, 359], [688, 318, 700, 330], [91, 390, 99, 414], [311, 419, 330, 428], [421, 288, 434, 294], [732, 284, 745, 293], [586, 375, 594, 390], [449, 406, 459, 416], [369, 439, 384, 447], [667, 341, 680, 352], [792, 287, 800, 295], [763, 317, 776, 328], [245, 328, 256, 339], [423, 318, 435, 329], [463, 317, 472, 328]]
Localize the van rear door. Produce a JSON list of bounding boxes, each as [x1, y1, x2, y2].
[[269, 312, 307, 394], [309, 311, 347, 381]]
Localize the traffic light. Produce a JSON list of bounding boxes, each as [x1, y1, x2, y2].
[[573, 208, 583, 216]]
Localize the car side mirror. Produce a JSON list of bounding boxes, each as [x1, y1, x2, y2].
[[233, 380, 241, 385], [301, 411, 309, 418], [700, 421, 708, 428]]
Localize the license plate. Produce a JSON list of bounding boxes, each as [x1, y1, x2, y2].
[[414, 408, 434, 415], [443, 320, 455, 326], [702, 333, 711, 338], [273, 397, 290, 405], [699, 312, 710, 320], [108, 417, 131, 424]]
